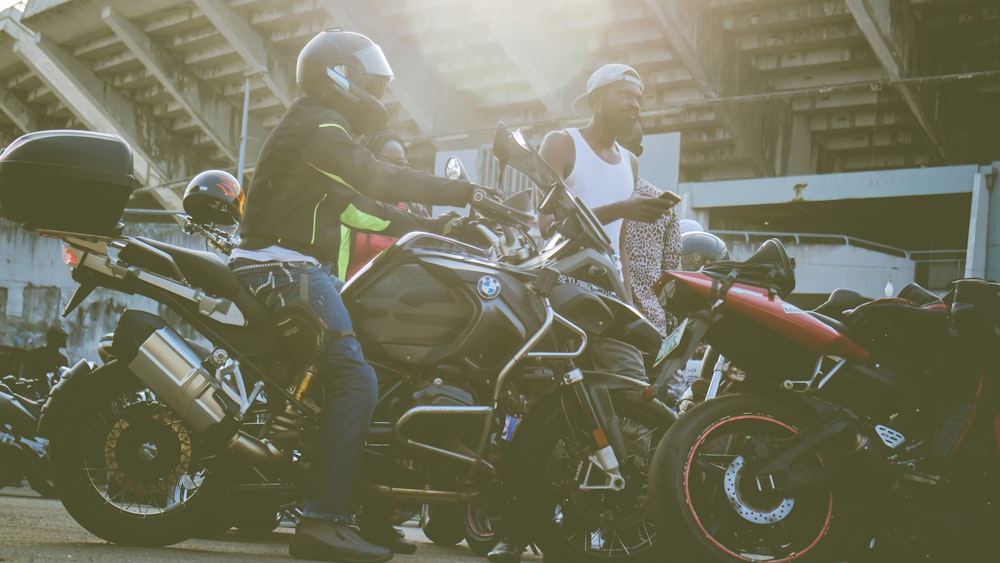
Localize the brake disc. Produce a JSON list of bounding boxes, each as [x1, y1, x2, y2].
[[104, 403, 193, 497], [723, 455, 795, 524]]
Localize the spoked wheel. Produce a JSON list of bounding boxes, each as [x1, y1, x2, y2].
[[50, 363, 227, 546], [520, 392, 673, 563], [650, 393, 841, 562]]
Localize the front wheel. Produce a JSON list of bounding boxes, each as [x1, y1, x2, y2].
[[650, 393, 843, 562], [49, 362, 228, 546], [518, 391, 673, 563]]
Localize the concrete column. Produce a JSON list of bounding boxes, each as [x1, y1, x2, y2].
[[966, 164, 996, 279]]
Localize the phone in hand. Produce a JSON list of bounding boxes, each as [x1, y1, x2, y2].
[[658, 189, 682, 204]]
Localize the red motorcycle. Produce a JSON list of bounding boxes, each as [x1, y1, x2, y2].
[[647, 238, 1000, 562]]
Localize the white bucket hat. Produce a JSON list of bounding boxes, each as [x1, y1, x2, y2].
[[572, 63, 644, 117]]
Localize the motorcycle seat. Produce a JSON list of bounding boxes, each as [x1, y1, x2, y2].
[[808, 311, 856, 340], [812, 288, 871, 321], [119, 237, 274, 331]]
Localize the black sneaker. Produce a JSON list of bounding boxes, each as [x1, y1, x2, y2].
[[289, 518, 393, 562], [359, 523, 417, 555], [488, 537, 527, 563]]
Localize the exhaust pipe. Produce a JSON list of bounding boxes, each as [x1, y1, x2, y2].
[[125, 322, 291, 467], [127, 326, 232, 433]]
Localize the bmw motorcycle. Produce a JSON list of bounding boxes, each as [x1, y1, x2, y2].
[[647, 238, 1000, 561], [0, 124, 673, 562]]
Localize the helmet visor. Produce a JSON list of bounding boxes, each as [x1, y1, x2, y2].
[[353, 43, 394, 82]]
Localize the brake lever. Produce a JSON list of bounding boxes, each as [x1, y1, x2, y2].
[[471, 188, 535, 228]]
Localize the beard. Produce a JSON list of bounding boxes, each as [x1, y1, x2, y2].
[[597, 106, 638, 138]]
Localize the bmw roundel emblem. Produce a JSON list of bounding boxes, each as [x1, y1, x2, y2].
[[477, 275, 502, 300]]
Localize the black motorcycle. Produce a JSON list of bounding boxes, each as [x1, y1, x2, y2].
[[1, 124, 674, 562], [0, 372, 60, 498], [648, 239, 1000, 562]]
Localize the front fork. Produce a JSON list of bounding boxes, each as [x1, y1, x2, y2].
[[563, 368, 627, 491]]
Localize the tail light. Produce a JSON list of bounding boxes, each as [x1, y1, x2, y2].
[[62, 244, 80, 266]]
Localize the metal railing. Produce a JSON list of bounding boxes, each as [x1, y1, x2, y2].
[[711, 230, 965, 261]]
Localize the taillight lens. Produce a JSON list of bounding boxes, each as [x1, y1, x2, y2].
[[62, 244, 80, 266]]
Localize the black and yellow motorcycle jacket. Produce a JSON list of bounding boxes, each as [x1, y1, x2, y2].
[[238, 96, 476, 275]]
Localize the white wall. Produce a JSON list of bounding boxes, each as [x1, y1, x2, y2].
[[727, 240, 915, 298], [1, 219, 221, 366]]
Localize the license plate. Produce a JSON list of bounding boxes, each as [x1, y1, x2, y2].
[[653, 317, 688, 367]]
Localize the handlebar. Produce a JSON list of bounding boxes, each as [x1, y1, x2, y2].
[[470, 188, 536, 229]]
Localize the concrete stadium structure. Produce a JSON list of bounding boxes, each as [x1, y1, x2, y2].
[[1, 0, 999, 355]]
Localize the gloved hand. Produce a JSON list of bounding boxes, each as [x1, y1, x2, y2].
[[428, 210, 465, 236], [677, 397, 695, 415]]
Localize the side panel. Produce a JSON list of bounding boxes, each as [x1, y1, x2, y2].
[[667, 272, 871, 361], [346, 245, 546, 371]]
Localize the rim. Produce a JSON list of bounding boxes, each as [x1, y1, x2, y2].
[[683, 413, 834, 562], [542, 410, 663, 559], [79, 392, 210, 517], [465, 503, 498, 540]]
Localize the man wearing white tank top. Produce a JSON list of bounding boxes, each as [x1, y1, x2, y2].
[[485, 63, 677, 563], [537, 62, 675, 384], [538, 63, 675, 267]]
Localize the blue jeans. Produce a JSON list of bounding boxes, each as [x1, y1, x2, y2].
[[588, 336, 648, 383], [230, 259, 378, 524]]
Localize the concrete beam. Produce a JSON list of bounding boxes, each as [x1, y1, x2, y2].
[[0, 83, 57, 133], [101, 7, 265, 166], [319, 1, 487, 136], [681, 163, 980, 209], [191, 0, 295, 108], [845, 0, 948, 161], [2, 19, 191, 210], [643, 0, 782, 177]]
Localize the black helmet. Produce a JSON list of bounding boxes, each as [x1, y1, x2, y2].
[[681, 231, 729, 271], [183, 170, 243, 225], [296, 30, 394, 134], [46, 325, 68, 346]]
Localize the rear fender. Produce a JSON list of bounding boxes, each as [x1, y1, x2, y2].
[[36, 358, 101, 439]]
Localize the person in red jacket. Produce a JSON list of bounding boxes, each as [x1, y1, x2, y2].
[[344, 130, 430, 280]]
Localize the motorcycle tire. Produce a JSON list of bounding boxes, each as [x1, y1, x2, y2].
[[420, 503, 465, 546], [517, 390, 673, 563], [26, 472, 57, 499], [48, 362, 229, 547], [463, 502, 500, 556], [649, 393, 844, 562]]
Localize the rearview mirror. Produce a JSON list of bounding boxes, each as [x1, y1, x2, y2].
[[444, 156, 469, 181]]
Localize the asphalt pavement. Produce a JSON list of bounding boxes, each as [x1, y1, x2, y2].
[[0, 484, 541, 563]]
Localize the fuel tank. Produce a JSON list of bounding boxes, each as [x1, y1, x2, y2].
[[343, 233, 546, 372]]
